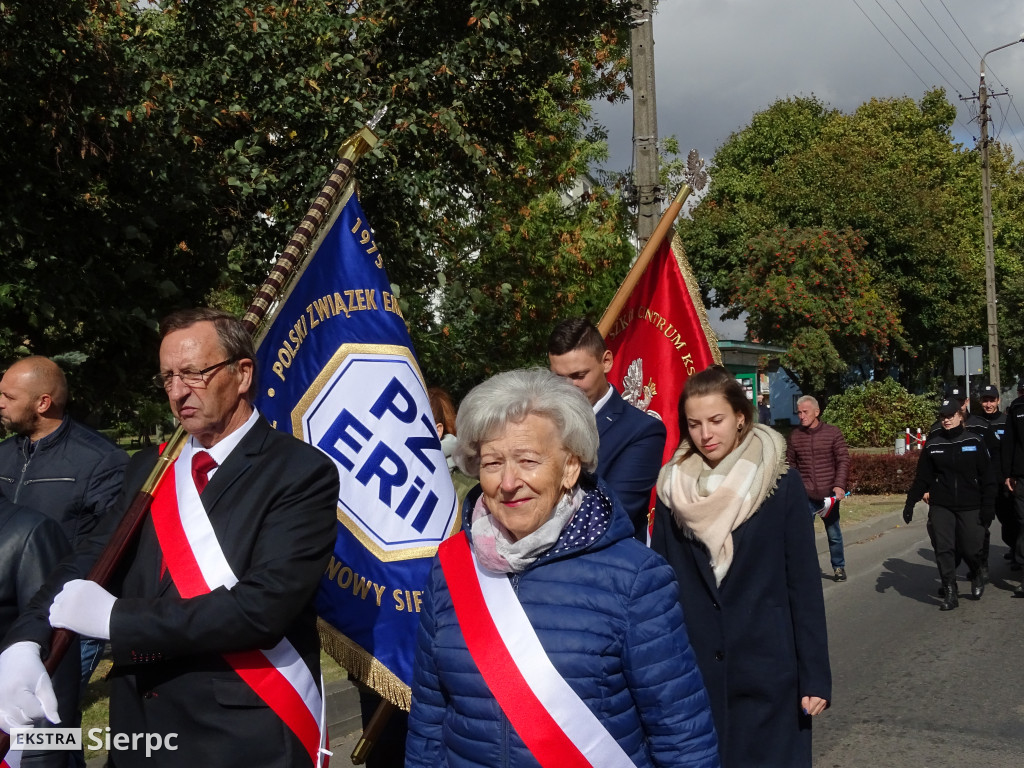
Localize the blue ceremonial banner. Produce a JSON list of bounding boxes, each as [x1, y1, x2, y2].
[[253, 183, 459, 708]]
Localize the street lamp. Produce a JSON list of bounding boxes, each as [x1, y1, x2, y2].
[[979, 33, 1024, 391]]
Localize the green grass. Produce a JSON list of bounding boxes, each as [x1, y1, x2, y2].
[[840, 493, 904, 526], [81, 659, 111, 761], [321, 649, 349, 683]]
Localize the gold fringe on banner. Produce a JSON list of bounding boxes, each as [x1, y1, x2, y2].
[[318, 618, 412, 711], [670, 231, 722, 365]]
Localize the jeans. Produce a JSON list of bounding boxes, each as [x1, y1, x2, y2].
[[79, 636, 105, 691], [808, 498, 845, 569]]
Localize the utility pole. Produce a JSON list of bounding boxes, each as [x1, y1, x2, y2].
[[979, 60, 1000, 390], [976, 35, 1023, 391], [631, 0, 660, 249]]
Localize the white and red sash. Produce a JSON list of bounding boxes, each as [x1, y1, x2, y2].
[[438, 533, 636, 768], [1, 744, 21, 768], [149, 445, 328, 767]]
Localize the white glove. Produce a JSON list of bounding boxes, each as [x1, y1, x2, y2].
[[49, 579, 116, 641], [0, 641, 60, 729]]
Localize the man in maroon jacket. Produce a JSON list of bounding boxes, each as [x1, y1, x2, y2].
[[787, 395, 851, 581]]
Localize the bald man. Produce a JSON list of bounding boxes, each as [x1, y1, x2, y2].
[[0, 356, 128, 711], [0, 357, 128, 545]]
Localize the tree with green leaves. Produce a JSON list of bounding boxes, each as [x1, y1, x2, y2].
[[0, 0, 217, 420], [681, 89, 1024, 392], [1, 0, 636, 413]]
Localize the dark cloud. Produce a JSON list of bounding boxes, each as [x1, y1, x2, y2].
[[595, 1, 1024, 173]]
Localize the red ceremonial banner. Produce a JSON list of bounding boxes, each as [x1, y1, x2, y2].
[[604, 232, 721, 469]]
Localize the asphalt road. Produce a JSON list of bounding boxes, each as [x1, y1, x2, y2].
[[813, 506, 1024, 768]]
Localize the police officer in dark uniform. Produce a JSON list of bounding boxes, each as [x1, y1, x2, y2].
[[904, 397, 997, 610], [975, 383, 1014, 573], [928, 385, 970, 437], [1000, 379, 1024, 595], [927, 386, 984, 587]]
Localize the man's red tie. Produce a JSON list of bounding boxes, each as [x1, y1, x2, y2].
[[191, 450, 218, 494]]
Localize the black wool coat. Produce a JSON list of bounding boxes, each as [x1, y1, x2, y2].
[[652, 468, 831, 768]]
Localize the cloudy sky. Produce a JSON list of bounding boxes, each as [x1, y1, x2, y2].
[[594, 0, 1024, 175], [593, 1, 1024, 338]]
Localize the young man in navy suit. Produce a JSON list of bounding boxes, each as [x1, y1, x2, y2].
[[548, 318, 666, 541]]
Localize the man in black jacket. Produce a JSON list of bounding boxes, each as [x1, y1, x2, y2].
[[1000, 379, 1024, 595], [0, 357, 128, 546], [905, 398, 996, 609], [0, 357, 129, 711], [548, 318, 666, 542], [975, 384, 1013, 573], [0, 309, 338, 768], [0, 498, 79, 767]]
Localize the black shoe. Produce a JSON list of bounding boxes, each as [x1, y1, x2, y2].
[[833, 567, 847, 582], [940, 583, 959, 611], [971, 573, 985, 599], [1014, 584, 1024, 598]]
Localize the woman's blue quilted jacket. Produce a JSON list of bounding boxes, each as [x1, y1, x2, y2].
[[406, 477, 720, 768]]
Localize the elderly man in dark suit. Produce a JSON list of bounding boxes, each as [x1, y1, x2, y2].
[[548, 318, 666, 541], [0, 308, 339, 767]]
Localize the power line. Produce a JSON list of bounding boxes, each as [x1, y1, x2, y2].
[[871, 0, 962, 97], [917, 0, 976, 77], [1004, 95, 1024, 158], [918, 0, 1024, 157], [939, 0, 982, 60], [937, 0, 1024, 158], [937, 0, 1010, 92], [850, 0, 973, 136], [993, 95, 1024, 159], [850, 0, 931, 92], [893, 0, 974, 93]]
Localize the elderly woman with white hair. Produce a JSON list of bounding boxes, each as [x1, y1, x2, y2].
[[406, 368, 720, 768]]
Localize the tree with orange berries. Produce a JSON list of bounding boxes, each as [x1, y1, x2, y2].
[[727, 227, 907, 391]]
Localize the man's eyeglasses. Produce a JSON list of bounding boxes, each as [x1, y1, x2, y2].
[[153, 358, 238, 391]]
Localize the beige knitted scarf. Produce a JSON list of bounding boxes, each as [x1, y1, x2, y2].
[[656, 424, 788, 585]]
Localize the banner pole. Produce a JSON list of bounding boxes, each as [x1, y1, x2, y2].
[[597, 149, 708, 338], [242, 108, 386, 336]]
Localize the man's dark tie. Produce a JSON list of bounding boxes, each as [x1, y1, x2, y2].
[[191, 450, 218, 495]]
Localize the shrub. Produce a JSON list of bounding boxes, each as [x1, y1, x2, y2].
[[822, 379, 934, 448], [848, 452, 920, 494]]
